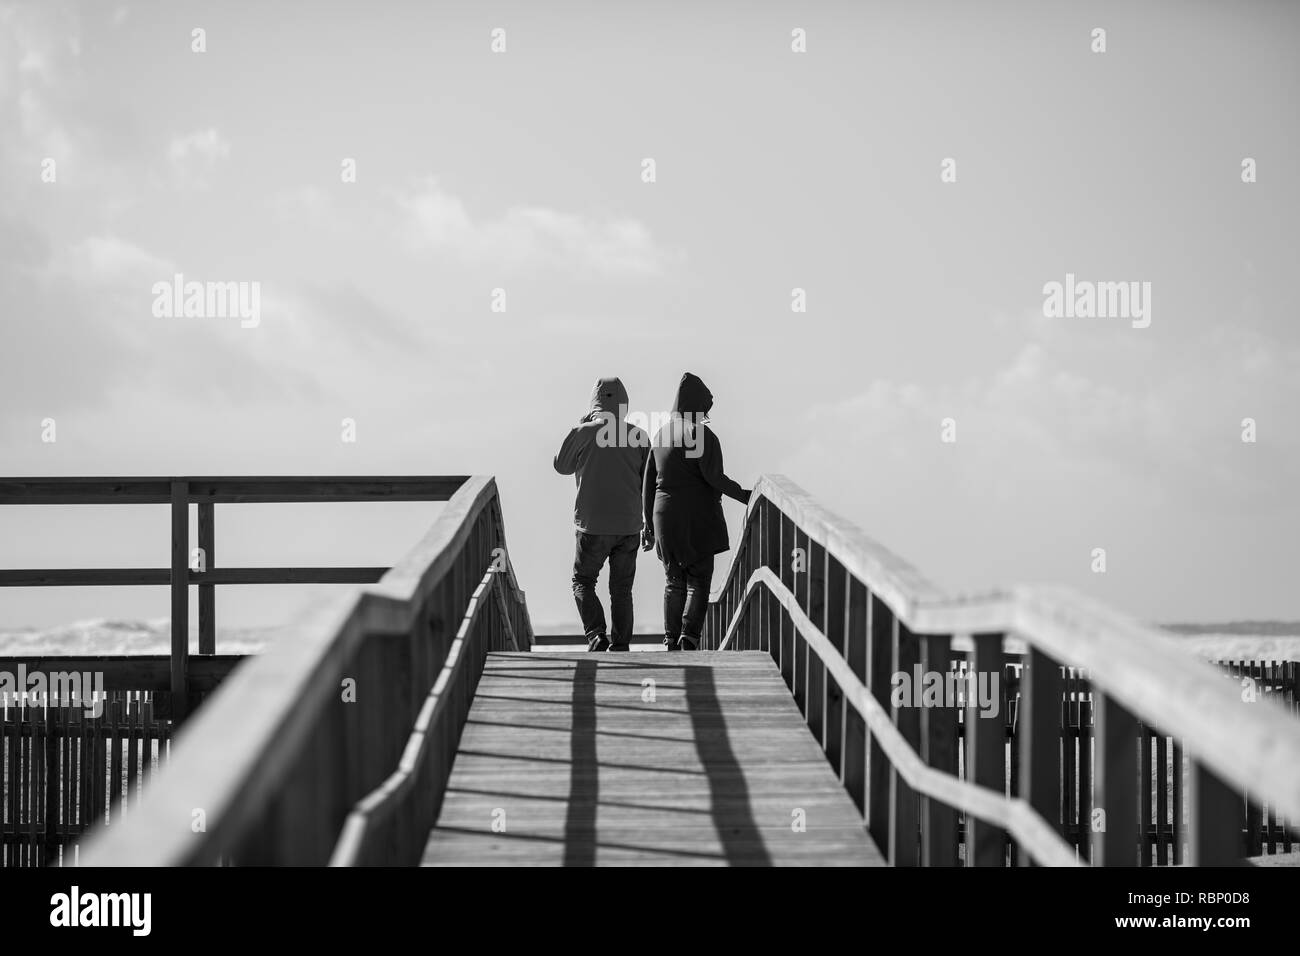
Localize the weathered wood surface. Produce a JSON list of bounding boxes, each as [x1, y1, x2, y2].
[[422, 651, 884, 866], [0, 476, 466, 505]]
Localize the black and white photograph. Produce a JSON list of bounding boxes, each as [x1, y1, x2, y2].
[[0, 0, 1296, 934]]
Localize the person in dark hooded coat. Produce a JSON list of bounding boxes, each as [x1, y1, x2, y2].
[[554, 377, 650, 652], [642, 372, 751, 650]]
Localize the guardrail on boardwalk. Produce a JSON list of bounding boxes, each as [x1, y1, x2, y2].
[[80, 476, 533, 866], [703, 474, 1300, 866], [0, 476, 468, 720]]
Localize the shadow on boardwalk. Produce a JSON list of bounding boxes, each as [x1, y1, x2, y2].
[[423, 652, 884, 867]]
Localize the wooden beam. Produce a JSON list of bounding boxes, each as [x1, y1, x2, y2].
[[889, 617, 920, 866], [0, 567, 390, 586], [823, 555, 846, 771], [866, 591, 893, 852], [0, 478, 173, 504], [192, 568, 388, 585], [1092, 691, 1139, 866], [1018, 648, 1064, 865], [921, 633, 959, 866], [842, 577, 868, 813], [966, 632, 1006, 865], [0, 569, 170, 586], [1187, 760, 1244, 865], [170, 481, 189, 721], [198, 502, 215, 654], [0, 475, 467, 505], [183, 476, 467, 503]]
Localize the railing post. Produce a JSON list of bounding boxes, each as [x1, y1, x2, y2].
[[921, 633, 959, 866], [866, 592, 892, 853], [1187, 759, 1244, 865], [170, 480, 189, 721], [762, 501, 780, 657], [778, 514, 795, 690], [966, 632, 1006, 865], [824, 556, 847, 771], [889, 618, 920, 865], [806, 540, 826, 743], [743, 510, 760, 650], [842, 577, 868, 814], [1018, 648, 1064, 865], [1092, 691, 1139, 865], [198, 502, 215, 655]]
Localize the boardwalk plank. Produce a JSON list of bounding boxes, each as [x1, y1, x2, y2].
[[423, 651, 885, 867]]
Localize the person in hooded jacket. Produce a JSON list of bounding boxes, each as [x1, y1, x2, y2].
[[642, 372, 751, 651], [554, 377, 650, 652]]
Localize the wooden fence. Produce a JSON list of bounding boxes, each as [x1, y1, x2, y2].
[[934, 659, 1297, 864], [0, 656, 241, 867], [1, 692, 171, 867], [704, 474, 1300, 866]]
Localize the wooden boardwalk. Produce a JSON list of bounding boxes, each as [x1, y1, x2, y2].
[[422, 651, 885, 866]]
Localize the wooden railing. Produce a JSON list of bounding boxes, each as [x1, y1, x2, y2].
[[80, 476, 532, 865], [703, 474, 1300, 866], [0, 476, 466, 719]]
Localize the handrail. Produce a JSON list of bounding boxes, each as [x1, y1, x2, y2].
[[82, 476, 532, 866], [0, 474, 472, 718], [708, 474, 1300, 864], [717, 567, 1079, 866], [329, 566, 507, 866]]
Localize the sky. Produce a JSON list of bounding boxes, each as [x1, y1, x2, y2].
[[1, 0, 1298, 638]]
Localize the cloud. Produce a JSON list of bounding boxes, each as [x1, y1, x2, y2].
[[787, 317, 1300, 522], [48, 234, 175, 285], [391, 176, 675, 278], [0, 4, 80, 173], [167, 128, 230, 164], [166, 128, 230, 188]]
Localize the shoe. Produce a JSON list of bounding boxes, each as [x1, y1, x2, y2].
[[606, 642, 630, 652], [587, 634, 610, 652], [663, 636, 681, 652], [676, 634, 699, 651]]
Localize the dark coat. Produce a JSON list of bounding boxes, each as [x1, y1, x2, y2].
[[643, 373, 749, 566]]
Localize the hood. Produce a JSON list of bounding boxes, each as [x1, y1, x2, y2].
[[671, 372, 713, 417], [589, 377, 629, 417]]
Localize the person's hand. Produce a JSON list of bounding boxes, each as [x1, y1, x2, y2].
[[641, 529, 655, 552]]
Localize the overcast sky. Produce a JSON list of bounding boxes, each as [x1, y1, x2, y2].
[[1, 0, 1298, 637]]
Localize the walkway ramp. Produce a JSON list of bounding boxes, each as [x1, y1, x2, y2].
[[422, 651, 885, 866]]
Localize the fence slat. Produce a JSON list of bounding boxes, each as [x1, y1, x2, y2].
[[921, 634, 958, 866], [1019, 649, 1063, 865], [1093, 692, 1139, 866], [967, 633, 1007, 866]]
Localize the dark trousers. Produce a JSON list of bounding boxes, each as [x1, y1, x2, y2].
[[572, 531, 639, 644], [663, 553, 714, 643]]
